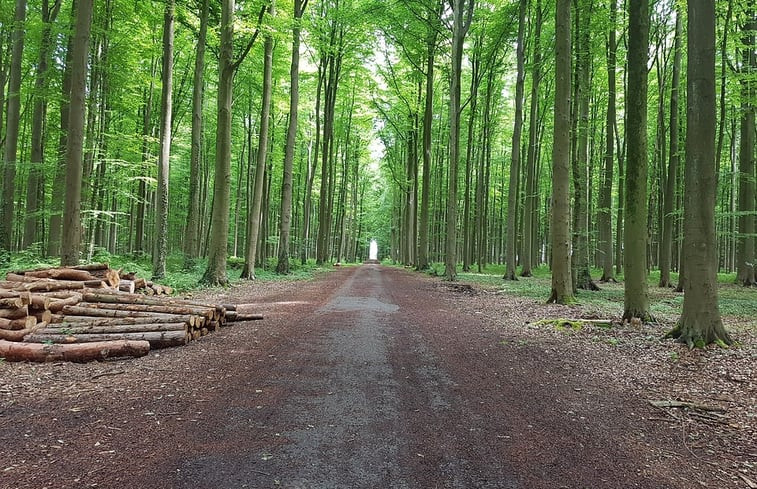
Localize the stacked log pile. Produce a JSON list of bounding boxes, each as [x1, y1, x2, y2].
[[0, 264, 262, 363]]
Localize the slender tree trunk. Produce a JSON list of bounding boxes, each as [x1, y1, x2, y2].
[[417, 15, 438, 271], [668, 0, 732, 347], [0, 0, 27, 261], [571, 0, 597, 291], [184, 0, 208, 265], [242, 0, 275, 280], [201, 0, 236, 285], [622, 0, 651, 321], [276, 0, 309, 274], [598, 0, 617, 282], [445, 0, 474, 281], [521, 0, 542, 277], [735, 11, 756, 286], [24, 0, 61, 249], [659, 11, 682, 288], [548, 0, 573, 303], [505, 0, 526, 280], [60, 0, 93, 266], [47, 8, 75, 257], [153, 0, 174, 279]]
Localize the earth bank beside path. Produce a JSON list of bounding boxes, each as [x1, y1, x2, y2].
[[0, 265, 746, 488]]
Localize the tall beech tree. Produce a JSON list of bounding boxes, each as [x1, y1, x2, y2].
[[668, 0, 732, 347], [276, 0, 309, 275], [61, 0, 94, 266], [444, 0, 474, 281], [547, 0, 573, 304], [659, 10, 682, 288], [153, 0, 175, 279], [504, 0, 525, 281], [242, 0, 276, 280], [202, 0, 266, 285], [622, 0, 651, 321], [0, 0, 26, 262]]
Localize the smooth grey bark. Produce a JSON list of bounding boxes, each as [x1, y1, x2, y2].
[[153, 0, 174, 280], [60, 0, 93, 266], [736, 12, 756, 286], [0, 0, 27, 261], [668, 0, 732, 347], [241, 0, 275, 280], [547, 0, 573, 304], [201, 0, 236, 285], [504, 0, 526, 281], [521, 0, 542, 278], [444, 0, 474, 281], [184, 0, 209, 264], [47, 3, 75, 257], [598, 0, 616, 282], [659, 11, 682, 288], [622, 0, 651, 321], [571, 0, 597, 292], [276, 0, 309, 274], [24, 0, 61, 249]]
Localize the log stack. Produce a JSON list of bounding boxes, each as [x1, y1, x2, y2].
[[0, 264, 261, 362]]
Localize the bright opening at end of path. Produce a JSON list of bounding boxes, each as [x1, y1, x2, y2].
[[369, 240, 378, 261]]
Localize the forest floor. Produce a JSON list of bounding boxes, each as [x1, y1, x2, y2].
[[0, 264, 754, 488]]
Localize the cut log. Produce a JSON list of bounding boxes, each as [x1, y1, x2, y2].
[[0, 339, 149, 362], [28, 294, 52, 311], [0, 306, 28, 320], [76, 301, 216, 319], [0, 320, 44, 341], [24, 330, 187, 349], [36, 322, 188, 335], [48, 293, 83, 313], [71, 263, 110, 272], [57, 315, 201, 327], [0, 297, 24, 308], [31, 310, 53, 324], [0, 316, 37, 331], [118, 279, 136, 294], [61, 305, 161, 318], [225, 311, 264, 322], [24, 268, 96, 281]]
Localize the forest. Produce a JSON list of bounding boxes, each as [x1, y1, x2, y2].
[[0, 0, 754, 347]]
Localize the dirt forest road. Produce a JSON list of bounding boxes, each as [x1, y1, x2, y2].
[[2, 265, 720, 488]]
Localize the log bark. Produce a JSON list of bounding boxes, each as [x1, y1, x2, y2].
[[0, 339, 150, 362], [0, 306, 28, 319], [24, 268, 95, 281], [118, 279, 136, 293], [0, 316, 37, 331], [76, 301, 216, 319], [24, 330, 187, 348], [224, 311, 263, 322], [61, 305, 163, 318], [48, 293, 83, 313], [36, 322, 188, 334], [55, 315, 201, 327]]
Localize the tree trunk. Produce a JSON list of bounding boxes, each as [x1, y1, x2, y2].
[[201, 0, 235, 285], [622, 0, 651, 321], [521, 0, 542, 277], [276, 0, 308, 274], [24, 0, 61, 249], [445, 0, 474, 281], [153, 0, 174, 280], [0, 0, 27, 261], [417, 9, 439, 271], [659, 11, 683, 288], [598, 0, 616, 282], [547, 0, 573, 304], [241, 0, 275, 280], [504, 0, 526, 281], [184, 0, 208, 264], [60, 0, 94, 266], [736, 12, 756, 286], [668, 0, 732, 347]]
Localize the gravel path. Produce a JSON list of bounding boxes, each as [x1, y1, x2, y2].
[[1, 265, 740, 488]]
